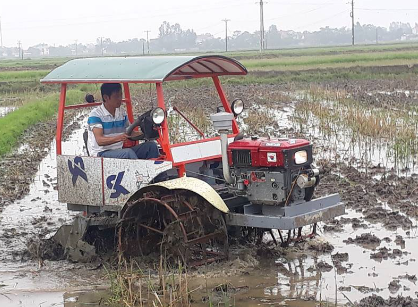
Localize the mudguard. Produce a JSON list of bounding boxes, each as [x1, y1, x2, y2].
[[126, 177, 229, 213]]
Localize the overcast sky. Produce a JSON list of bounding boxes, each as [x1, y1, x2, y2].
[[0, 0, 417, 47]]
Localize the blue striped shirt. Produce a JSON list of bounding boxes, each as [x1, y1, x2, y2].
[[87, 104, 129, 156]]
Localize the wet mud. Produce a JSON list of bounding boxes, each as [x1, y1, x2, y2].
[[0, 82, 417, 306]]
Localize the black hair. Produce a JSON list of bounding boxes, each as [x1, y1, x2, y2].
[[85, 94, 95, 103], [101, 83, 122, 101]]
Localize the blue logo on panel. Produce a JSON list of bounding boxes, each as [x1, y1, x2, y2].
[[68, 157, 88, 186], [106, 171, 130, 199]]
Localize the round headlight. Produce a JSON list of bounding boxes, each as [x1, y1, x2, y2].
[[151, 107, 165, 125], [295, 150, 308, 165], [231, 99, 244, 116]]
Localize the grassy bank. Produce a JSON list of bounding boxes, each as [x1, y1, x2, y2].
[[0, 90, 85, 157], [0, 58, 67, 70], [0, 70, 50, 82], [228, 42, 418, 59], [241, 50, 418, 71]]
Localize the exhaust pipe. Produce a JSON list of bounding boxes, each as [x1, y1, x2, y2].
[[210, 112, 235, 184]]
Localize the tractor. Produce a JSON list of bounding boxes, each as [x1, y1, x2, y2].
[[40, 55, 344, 265]]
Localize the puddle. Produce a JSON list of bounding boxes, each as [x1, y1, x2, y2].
[[0, 106, 17, 117], [0, 117, 86, 262], [0, 114, 103, 306], [269, 209, 418, 304]]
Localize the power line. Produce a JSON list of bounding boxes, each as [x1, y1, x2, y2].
[[294, 9, 349, 30], [2, 1, 251, 32], [222, 19, 230, 52], [357, 7, 418, 11], [265, 0, 338, 23]]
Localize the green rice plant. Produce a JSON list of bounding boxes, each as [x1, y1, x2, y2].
[[293, 86, 418, 167], [105, 257, 193, 307]]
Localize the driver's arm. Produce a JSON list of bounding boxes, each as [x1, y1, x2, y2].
[[125, 117, 144, 138], [92, 127, 128, 146], [129, 129, 144, 138]]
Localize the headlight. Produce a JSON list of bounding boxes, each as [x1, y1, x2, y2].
[[295, 150, 308, 165], [151, 107, 165, 125], [231, 99, 244, 116]]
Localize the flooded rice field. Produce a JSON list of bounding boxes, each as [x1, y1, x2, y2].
[[0, 83, 417, 306], [0, 106, 17, 117]]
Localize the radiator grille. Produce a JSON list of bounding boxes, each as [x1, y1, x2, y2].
[[232, 150, 252, 167]]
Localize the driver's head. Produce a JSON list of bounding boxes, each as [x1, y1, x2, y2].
[[101, 83, 122, 108]]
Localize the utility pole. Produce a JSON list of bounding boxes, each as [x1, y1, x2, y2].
[[99, 37, 104, 56], [17, 41, 21, 59], [350, 0, 355, 45], [222, 19, 230, 52], [74, 39, 78, 56], [257, 0, 265, 52], [142, 40, 145, 55], [0, 17, 3, 48], [144, 30, 150, 54]]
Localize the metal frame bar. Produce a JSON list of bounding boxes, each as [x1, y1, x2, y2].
[[56, 83, 67, 155], [173, 106, 205, 138], [156, 83, 173, 163], [212, 76, 239, 134], [123, 83, 134, 123], [226, 194, 344, 230]]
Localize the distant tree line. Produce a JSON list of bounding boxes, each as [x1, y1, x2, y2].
[[0, 21, 417, 58]]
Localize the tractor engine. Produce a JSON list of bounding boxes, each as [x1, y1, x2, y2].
[[227, 136, 320, 206]]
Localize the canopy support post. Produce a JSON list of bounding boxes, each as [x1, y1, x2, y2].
[[212, 76, 239, 134], [56, 83, 67, 155], [156, 82, 173, 162], [123, 83, 134, 123]]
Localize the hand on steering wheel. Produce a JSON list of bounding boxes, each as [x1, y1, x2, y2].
[[126, 109, 160, 141]]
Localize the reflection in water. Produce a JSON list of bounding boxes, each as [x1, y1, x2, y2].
[[268, 256, 321, 300]]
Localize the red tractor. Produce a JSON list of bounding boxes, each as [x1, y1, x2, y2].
[[41, 55, 343, 265]]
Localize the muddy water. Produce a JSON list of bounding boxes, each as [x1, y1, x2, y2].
[[0, 106, 16, 117], [282, 92, 418, 175], [1, 102, 417, 306], [272, 209, 418, 303], [0, 119, 110, 306]]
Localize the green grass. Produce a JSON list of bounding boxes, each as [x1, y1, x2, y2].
[[0, 70, 50, 82], [0, 90, 85, 157], [241, 50, 418, 70], [0, 58, 67, 69], [227, 42, 418, 58]]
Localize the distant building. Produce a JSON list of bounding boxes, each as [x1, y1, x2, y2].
[[196, 33, 214, 44], [32, 43, 50, 55]]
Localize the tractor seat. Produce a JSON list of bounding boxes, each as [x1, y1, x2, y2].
[[83, 129, 90, 156]]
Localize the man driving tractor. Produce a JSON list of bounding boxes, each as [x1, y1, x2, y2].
[[87, 83, 159, 159]]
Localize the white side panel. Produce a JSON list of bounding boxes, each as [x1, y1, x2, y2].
[[103, 159, 172, 206], [57, 155, 103, 206], [171, 137, 234, 163]]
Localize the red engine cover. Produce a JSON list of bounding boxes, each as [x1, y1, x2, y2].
[[227, 137, 310, 167]]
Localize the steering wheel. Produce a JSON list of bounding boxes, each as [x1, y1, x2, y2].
[[126, 109, 160, 141]]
